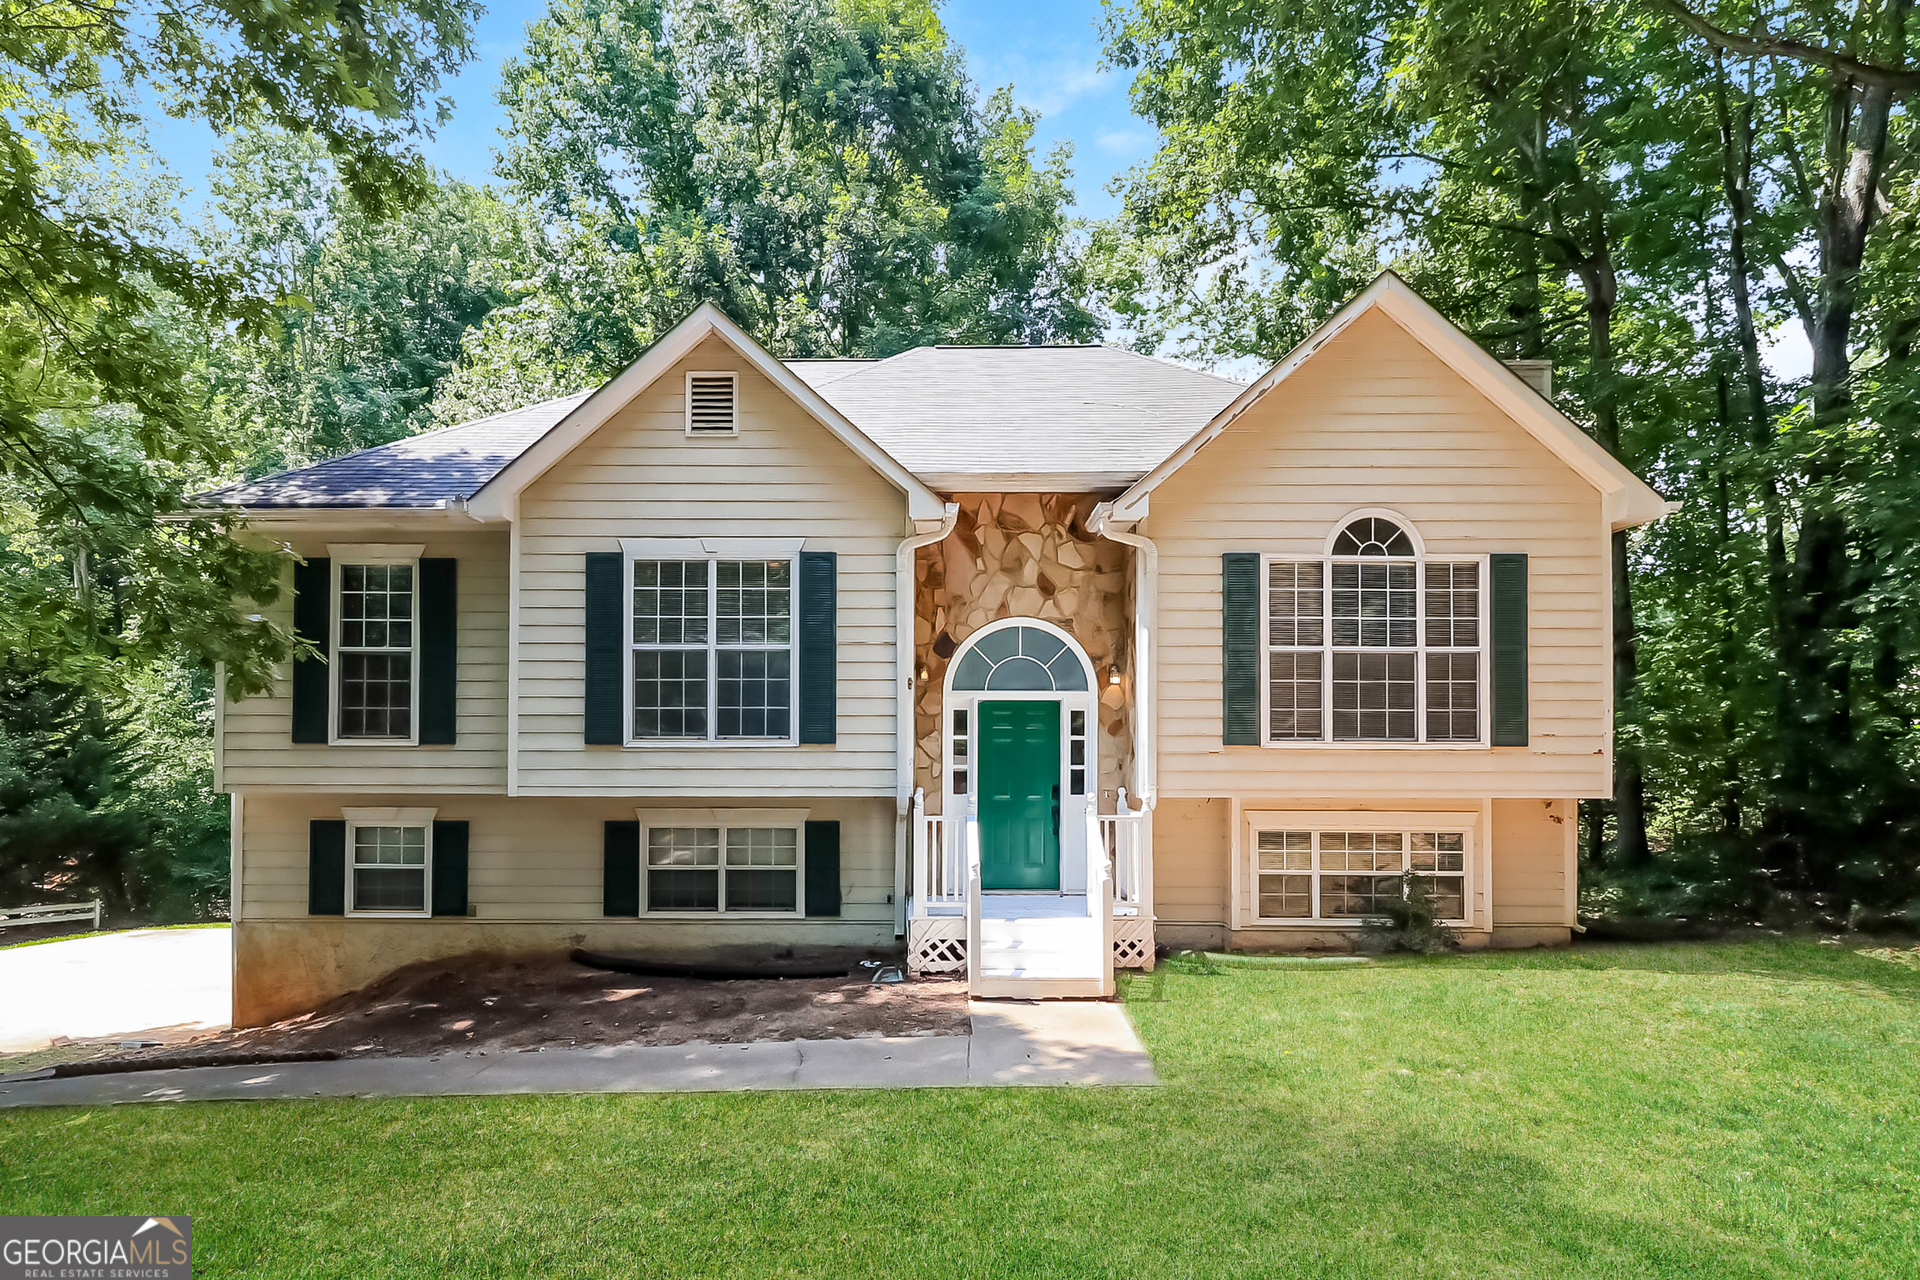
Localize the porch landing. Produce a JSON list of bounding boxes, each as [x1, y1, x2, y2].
[[920, 893, 1093, 919]]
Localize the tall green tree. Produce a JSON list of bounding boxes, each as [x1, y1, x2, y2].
[[1102, 0, 1695, 865], [2, 0, 480, 698], [1102, 0, 1920, 922], [442, 0, 1095, 413], [195, 130, 526, 474]]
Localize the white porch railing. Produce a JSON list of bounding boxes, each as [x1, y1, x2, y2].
[[909, 788, 966, 914], [1100, 789, 1151, 917]]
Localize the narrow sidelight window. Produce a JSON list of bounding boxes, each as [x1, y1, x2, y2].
[[950, 708, 969, 796], [1068, 708, 1088, 796], [338, 563, 415, 739]]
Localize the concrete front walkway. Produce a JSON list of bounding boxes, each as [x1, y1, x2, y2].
[[0, 1000, 1155, 1107], [0, 926, 232, 1053]]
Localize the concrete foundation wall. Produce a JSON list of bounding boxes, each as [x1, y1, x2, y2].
[[233, 917, 897, 1026]]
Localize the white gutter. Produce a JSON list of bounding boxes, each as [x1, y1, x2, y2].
[[1089, 502, 1158, 810], [893, 503, 960, 936]]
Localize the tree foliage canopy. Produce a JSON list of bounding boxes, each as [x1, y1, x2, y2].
[[438, 0, 1094, 416]]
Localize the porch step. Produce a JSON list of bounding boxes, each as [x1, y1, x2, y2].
[[977, 915, 1104, 982]]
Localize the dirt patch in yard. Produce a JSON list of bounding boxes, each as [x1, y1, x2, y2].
[[54, 953, 969, 1068]]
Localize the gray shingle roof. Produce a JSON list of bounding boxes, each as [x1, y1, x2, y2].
[[809, 346, 1244, 484], [195, 346, 1245, 509], [196, 394, 589, 508]]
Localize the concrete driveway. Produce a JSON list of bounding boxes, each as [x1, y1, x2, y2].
[[0, 927, 232, 1053]]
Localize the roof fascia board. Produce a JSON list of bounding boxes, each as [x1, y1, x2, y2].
[[467, 302, 943, 522], [162, 505, 499, 529], [1111, 273, 1668, 530]]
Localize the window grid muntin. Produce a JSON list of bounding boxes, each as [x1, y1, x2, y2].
[[631, 557, 794, 742], [642, 823, 801, 914], [337, 562, 416, 740], [1253, 826, 1469, 923], [1264, 522, 1483, 745]]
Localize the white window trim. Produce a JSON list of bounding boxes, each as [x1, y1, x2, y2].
[[620, 539, 805, 748], [327, 544, 424, 746], [637, 807, 809, 918], [684, 370, 740, 437], [1260, 511, 1488, 749], [1243, 809, 1477, 929], [342, 805, 437, 918]]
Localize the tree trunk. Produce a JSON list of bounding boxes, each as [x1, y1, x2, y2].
[[1776, 64, 1896, 892], [1573, 247, 1651, 868]]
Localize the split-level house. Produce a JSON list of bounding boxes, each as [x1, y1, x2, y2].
[[199, 274, 1668, 1024]]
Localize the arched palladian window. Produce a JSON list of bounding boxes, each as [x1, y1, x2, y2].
[[1266, 514, 1482, 743], [1329, 516, 1416, 557], [950, 625, 1090, 691]]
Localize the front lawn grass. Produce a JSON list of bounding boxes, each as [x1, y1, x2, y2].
[[3, 939, 1916, 1278]]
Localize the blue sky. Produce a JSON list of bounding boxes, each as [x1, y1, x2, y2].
[[147, 0, 1153, 222]]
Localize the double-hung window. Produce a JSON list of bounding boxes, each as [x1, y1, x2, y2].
[[639, 810, 804, 914], [1249, 813, 1472, 925], [343, 808, 434, 915], [1266, 516, 1482, 744], [627, 541, 798, 742], [331, 546, 421, 742]]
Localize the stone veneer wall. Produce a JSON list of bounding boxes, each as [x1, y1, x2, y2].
[[913, 493, 1133, 813]]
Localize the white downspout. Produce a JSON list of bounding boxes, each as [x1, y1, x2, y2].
[[1088, 503, 1158, 811], [894, 503, 959, 936]]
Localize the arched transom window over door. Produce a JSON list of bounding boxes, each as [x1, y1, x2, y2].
[[950, 625, 1090, 692], [1266, 515, 1483, 743]]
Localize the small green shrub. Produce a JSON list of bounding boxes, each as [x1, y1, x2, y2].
[[1360, 872, 1458, 954]]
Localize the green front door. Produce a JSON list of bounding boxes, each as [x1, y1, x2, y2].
[[976, 700, 1061, 891]]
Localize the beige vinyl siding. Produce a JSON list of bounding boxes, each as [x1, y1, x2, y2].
[[1149, 797, 1231, 925], [1491, 797, 1575, 927], [515, 336, 906, 795], [238, 792, 897, 925], [1144, 307, 1610, 800], [221, 528, 509, 792]]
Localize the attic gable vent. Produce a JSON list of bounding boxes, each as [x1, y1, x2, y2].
[[686, 372, 739, 435]]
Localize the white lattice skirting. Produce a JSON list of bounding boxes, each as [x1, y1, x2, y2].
[[1113, 916, 1157, 970], [908, 918, 968, 975], [907, 917, 1157, 974]]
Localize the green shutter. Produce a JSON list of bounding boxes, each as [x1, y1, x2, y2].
[[805, 820, 841, 917], [584, 552, 624, 745], [418, 558, 458, 745], [431, 820, 469, 916], [1222, 552, 1260, 745], [798, 551, 837, 744], [1491, 553, 1529, 746], [604, 820, 640, 916], [292, 558, 331, 744], [308, 819, 345, 915]]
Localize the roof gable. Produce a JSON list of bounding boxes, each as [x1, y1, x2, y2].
[[1110, 273, 1670, 531], [466, 303, 946, 522]]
